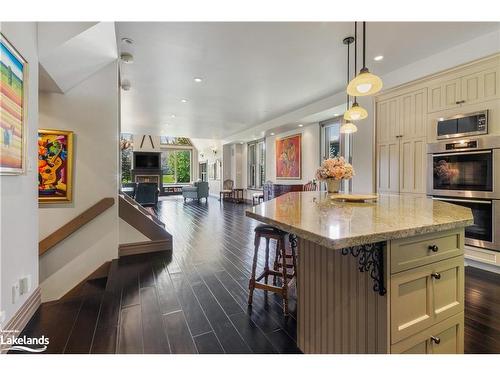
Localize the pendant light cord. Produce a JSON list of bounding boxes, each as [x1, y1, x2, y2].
[[354, 21, 358, 105], [346, 36, 350, 111], [363, 21, 366, 69]]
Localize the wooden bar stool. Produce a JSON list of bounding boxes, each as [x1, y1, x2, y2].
[[248, 224, 297, 315]]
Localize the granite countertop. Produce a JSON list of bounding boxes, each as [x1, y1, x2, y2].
[[245, 192, 473, 250]]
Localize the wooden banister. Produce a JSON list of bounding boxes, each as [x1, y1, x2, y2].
[[39, 197, 115, 256]]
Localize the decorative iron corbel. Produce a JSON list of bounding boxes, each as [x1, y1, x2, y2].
[[341, 242, 386, 296]]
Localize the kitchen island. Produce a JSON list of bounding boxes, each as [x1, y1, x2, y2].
[[246, 192, 473, 354]]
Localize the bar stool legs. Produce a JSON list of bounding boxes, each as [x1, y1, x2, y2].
[[248, 227, 298, 316], [248, 234, 261, 306]]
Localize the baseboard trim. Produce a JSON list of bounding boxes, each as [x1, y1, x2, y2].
[[1, 287, 41, 353], [119, 239, 172, 257]]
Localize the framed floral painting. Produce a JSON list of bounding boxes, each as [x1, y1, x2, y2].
[[38, 129, 74, 203], [1, 33, 28, 175], [276, 133, 301, 179]]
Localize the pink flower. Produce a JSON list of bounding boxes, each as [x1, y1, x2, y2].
[[315, 157, 355, 181]]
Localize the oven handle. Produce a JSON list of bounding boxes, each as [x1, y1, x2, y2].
[[432, 197, 492, 205], [432, 150, 492, 157]]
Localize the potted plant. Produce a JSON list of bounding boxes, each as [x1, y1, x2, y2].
[[315, 157, 355, 193]]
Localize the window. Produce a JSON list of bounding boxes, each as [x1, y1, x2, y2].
[[160, 136, 193, 146], [320, 117, 342, 160], [248, 139, 265, 189], [320, 116, 353, 191], [161, 149, 192, 185], [199, 162, 207, 182], [120, 133, 133, 183]]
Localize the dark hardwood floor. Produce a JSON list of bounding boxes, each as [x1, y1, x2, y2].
[[17, 196, 500, 354]]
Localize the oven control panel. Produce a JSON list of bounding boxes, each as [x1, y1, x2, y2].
[[445, 140, 478, 150]]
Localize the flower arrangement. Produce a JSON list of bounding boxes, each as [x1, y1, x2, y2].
[[315, 157, 355, 181], [315, 157, 355, 193]]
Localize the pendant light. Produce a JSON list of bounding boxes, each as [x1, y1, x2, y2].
[[340, 36, 358, 134], [344, 22, 368, 121], [346, 22, 383, 97]]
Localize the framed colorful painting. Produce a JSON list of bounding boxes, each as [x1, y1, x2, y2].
[[38, 129, 74, 203], [0, 33, 28, 175], [276, 133, 301, 179]]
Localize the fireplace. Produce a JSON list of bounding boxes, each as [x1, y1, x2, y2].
[[131, 151, 162, 189], [135, 175, 160, 185]]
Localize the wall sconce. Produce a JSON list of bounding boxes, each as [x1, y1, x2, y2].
[[200, 152, 205, 159], [211, 147, 218, 156]]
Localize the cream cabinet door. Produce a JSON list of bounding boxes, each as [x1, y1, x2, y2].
[[461, 67, 500, 106], [399, 137, 426, 193], [390, 256, 464, 344], [399, 89, 427, 139], [377, 97, 401, 193], [428, 78, 461, 113], [377, 97, 400, 142], [391, 312, 464, 354], [377, 141, 400, 193]]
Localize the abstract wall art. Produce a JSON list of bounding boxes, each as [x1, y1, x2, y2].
[[276, 133, 301, 179], [38, 129, 74, 203], [1, 33, 28, 175]]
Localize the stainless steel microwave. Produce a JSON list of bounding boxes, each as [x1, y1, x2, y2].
[[436, 110, 488, 140]]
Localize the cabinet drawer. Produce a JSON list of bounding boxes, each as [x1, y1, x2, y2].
[[390, 256, 464, 344], [391, 229, 464, 273], [391, 312, 464, 354]]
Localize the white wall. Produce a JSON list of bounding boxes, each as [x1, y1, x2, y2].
[[0, 22, 39, 325], [265, 124, 321, 185], [38, 61, 119, 302], [351, 96, 375, 194], [119, 219, 149, 244]]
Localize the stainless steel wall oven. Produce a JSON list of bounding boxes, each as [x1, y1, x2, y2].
[[428, 136, 500, 251]]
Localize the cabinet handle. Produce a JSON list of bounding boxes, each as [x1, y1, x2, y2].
[[455, 100, 466, 105], [431, 336, 441, 344], [428, 244, 439, 252], [431, 272, 441, 280]]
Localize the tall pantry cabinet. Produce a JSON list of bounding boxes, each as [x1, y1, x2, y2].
[[377, 89, 427, 194]]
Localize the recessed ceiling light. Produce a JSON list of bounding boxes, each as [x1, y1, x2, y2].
[[240, 142, 244, 145], [334, 113, 339, 117], [181, 99, 188, 103], [194, 77, 203, 83], [171, 114, 176, 118], [374, 55, 384, 61], [120, 52, 134, 64], [298, 124, 304, 127], [270, 132, 275, 136]]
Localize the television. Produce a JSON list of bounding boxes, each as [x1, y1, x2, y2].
[[134, 152, 160, 169]]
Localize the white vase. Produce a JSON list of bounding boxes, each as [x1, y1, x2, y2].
[[326, 179, 341, 193]]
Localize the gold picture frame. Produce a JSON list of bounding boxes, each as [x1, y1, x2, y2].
[[38, 129, 74, 203], [0, 32, 29, 175]]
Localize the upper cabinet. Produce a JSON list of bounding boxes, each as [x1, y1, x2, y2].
[[376, 89, 427, 194], [428, 65, 500, 113], [461, 67, 499, 106], [428, 78, 461, 113]]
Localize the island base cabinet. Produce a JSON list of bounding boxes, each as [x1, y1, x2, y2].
[[391, 312, 464, 354], [390, 256, 464, 344], [297, 238, 389, 354]]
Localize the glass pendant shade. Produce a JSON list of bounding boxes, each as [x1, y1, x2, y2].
[[347, 67, 383, 96], [344, 102, 368, 121], [340, 122, 358, 134]]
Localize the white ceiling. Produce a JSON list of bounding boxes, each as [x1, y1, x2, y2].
[[117, 22, 500, 139], [39, 22, 118, 93]]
